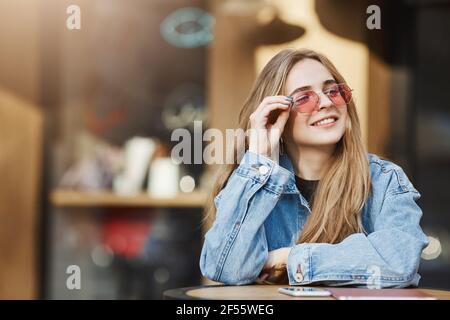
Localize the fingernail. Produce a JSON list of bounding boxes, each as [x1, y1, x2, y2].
[[285, 96, 293, 101]]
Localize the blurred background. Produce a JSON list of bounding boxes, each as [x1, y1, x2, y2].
[[0, 0, 449, 299]]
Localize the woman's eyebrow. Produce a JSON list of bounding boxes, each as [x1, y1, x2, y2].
[[289, 85, 312, 96], [323, 79, 337, 86], [289, 79, 336, 96]]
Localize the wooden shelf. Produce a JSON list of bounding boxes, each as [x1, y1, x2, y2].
[[50, 189, 208, 208]]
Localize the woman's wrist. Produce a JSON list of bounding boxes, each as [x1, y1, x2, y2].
[[247, 148, 279, 164], [282, 247, 292, 265]]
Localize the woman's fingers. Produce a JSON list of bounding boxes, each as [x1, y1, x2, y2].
[[252, 96, 292, 119], [255, 273, 270, 284], [258, 273, 269, 281], [248, 95, 292, 157], [250, 103, 291, 128], [260, 103, 291, 119], [271, 106, 290, 131], [259, 95, 292, 108]]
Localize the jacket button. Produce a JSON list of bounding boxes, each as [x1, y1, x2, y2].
[[295, 272, 303, 283], [258, 165, 269, 175]]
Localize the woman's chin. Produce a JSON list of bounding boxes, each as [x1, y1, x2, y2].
[[297, 133, 344, 147]]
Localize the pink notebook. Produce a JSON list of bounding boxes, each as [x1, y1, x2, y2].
[[327, 288, 437, 300]]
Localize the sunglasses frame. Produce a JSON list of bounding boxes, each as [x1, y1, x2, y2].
[[288, 83, 353, 113]]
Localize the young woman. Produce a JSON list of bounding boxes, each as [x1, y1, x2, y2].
[[199, 49, 428, 288]]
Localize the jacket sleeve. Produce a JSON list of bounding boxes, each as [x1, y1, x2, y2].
[[199, 151, 292, 285], [286, 169, 429, 288]]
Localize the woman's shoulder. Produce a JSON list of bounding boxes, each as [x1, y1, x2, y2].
[[367, 153, 404, 173], [367, 153, 419, 196]]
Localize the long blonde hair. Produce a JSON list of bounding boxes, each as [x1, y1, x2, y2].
[[204, 48, 371, 261]]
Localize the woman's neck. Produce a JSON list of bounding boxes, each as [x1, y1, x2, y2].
[[286, 144, 335, 180]]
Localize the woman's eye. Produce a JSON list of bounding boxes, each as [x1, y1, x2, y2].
[[326, 88, 339, 97], [295, 95, 310, 104]]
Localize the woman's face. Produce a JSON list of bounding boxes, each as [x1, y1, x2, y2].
[[283, 58, 348, 147]]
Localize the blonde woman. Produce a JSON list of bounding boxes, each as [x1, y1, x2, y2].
[[199, 49, 428, 287]]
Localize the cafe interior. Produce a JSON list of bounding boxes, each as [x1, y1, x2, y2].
[[0, 0, 449, 299]]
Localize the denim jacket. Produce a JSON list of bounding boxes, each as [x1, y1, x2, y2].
[[199, 151, 429, 288]]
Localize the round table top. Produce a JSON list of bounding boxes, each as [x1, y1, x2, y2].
[[164, 284, 450, 300]]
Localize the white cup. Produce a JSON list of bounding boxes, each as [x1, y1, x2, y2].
[[148, 157, 179, 198], [113, 137, 155, 196]]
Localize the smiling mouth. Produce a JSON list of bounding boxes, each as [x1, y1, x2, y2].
[[311, 116, 339, 126]]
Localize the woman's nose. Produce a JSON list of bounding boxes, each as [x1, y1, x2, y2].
[[317, 91, 333, 110]]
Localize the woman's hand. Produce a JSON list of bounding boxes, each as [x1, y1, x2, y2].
[[248, 96, 292, 159], [257, 247, 292, 283]]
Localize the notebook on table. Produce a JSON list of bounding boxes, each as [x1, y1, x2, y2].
[[327, 288, 437, 300]]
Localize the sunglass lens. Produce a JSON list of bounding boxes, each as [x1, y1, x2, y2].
[[293, 91, 319, 113], [338, 84, 352, 103]]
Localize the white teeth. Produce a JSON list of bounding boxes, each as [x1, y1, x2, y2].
[[314, 117, 336, 126]]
